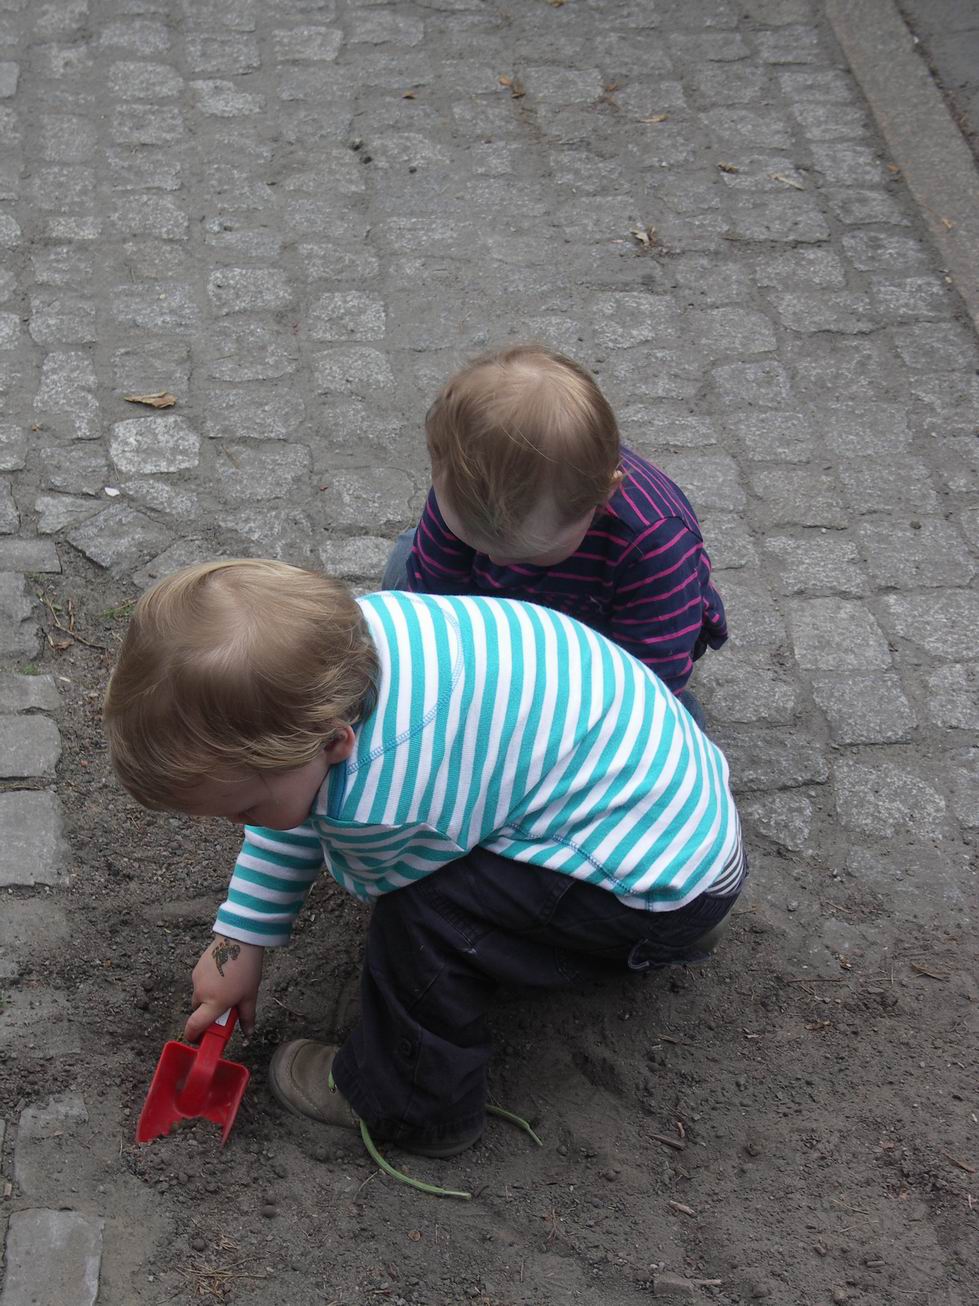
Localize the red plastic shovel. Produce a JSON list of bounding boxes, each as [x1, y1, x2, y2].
[[136, 1007, 250, 1146]]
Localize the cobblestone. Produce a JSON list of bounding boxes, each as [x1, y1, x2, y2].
[[0, 1210, 102, 1306], [66, 504, 172, 573], [109, 416, 201, 474], [0, 790, 64, 887], [741, 791, 813, 851], [858, 518, 974, 589], [0, 574, 38, 658], [924, 663, 979, 730], [764, 534, 867, 596], [14, 1095, 88, 1196], [0, 716, 61, 778], [0, 673, 59, 712], [834, 760, 946, 839], [811, 672, 916, 744], [788, 597, 891, 671]]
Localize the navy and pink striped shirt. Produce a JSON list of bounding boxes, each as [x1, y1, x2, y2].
[[406, 448, 728, 693]]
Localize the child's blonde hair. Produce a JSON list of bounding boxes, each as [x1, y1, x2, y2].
[[425, 345, 621, 548], [104, 559, 378, 810]]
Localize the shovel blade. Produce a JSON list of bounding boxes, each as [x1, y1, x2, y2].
[[136, 1039, 250, 1146]]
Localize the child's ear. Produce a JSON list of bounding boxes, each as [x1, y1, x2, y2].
[[324, 725, 356, 763]]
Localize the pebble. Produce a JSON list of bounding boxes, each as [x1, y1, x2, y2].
[[261, 1203, 277, 1219], [787, 900, 799, 913], [745, 1140, 761, 1157], [272, 1160, 287, 1177], [133, 995, 149, 1010], [191, 1237, 206, 1253], [832, 1290, 848, 1304]]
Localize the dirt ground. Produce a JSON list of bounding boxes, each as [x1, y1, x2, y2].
[[4, 555, 976, 1306]]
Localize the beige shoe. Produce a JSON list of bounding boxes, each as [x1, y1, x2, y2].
[[268, 1040, 358, 1130]]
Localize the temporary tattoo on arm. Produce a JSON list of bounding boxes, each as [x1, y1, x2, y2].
[[212, 937, 241, 977]]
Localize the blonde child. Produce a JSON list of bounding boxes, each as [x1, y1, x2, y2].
[[105, 561, 745, 1168], [384, 345, 727, 724]]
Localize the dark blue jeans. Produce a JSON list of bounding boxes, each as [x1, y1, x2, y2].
[[331, 848, 741, 1146]]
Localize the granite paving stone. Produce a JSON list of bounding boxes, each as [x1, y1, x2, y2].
[[881, 590, 979, 659], [788, 597, 891, 671], [924, 663, 979, 730], [109, 416, 201, 474], [0, 673, 60, 712], [834, 759, 946, 839], [0, 573, 38, 658], [66, 504, 172, 573], [0, 790, 64, 887], [0, 1210, 102, 1306], [811, 672, 916, 744], [741, 791, 813, 851], [857, 517, 975, 589], [0, 716, 61, 777], [764, 534, 867, 596]]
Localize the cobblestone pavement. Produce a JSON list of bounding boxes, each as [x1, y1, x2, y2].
[[0, 1, 977, 1303]]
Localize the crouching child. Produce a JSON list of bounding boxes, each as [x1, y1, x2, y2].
[[104, 560, 747, 1169]]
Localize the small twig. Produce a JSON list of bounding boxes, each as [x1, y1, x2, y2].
[[271, 995, 307, 1018], [944, 1153, 976, 1175], [651, 1133, 686, 1152], [658, 1032, 703, 1048], [785, 976, 846, 984], [910, 962, 949, 981], [37, 592, 109, 651], [668, 1200, 696, 1216]]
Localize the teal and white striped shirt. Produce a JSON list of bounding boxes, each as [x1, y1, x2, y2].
[[215, 592, 744, 947]]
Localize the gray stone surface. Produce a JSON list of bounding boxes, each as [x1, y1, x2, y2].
[[741, 791, 813, 851], [0, 673, 59, 713], [714, 727, 829, 793], [881, 589, 979, 658], [0, 716, 61, 778], [319, 535, 393, 581], [14, 1095, 89, 1196], [109, 416, 201, 474], [0, 791, 65, 887], [0, 1210, 102, 1306], [834, 759, 946, 839], [0, 989, 78, 1056], [0, 573, 38, 658], [811, 672, 916, 743], [788, 598, 891, 671], [925, 662, 979, 729], [66, 505, 172, 574]]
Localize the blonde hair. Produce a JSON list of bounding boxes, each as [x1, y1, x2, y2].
[[425, 345, 621, 548], [104, 559, 378, 810]]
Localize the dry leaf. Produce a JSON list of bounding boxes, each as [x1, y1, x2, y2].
[[668, 1201, 696, 1216], [510, 78, 526, 98], [604, 82, 620, 94], [629, 223, 657, 250], [498, 74, 513, 87], [717, 162, 739, 174], [407, 1230, 423, 1241], [640, 112, 669, 124], [770, 172, 804, 190], [124, 390, 176, 409], [548, 0, 566, 7], [402, 90, 416, 99]]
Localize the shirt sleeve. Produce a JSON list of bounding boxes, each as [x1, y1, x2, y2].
[[609, 521, 722, 694], [213, 822, 325, 947], [405, 488, 476, 594]]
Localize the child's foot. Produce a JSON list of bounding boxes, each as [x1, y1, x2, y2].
[[268, 1038, 482, 1158], [268, 1040, 358, 1130]]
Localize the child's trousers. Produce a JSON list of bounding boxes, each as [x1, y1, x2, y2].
[[331, 848, 742, 1148]]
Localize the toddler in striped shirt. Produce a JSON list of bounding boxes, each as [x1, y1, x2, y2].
[[384, 345, 728, 723], [105, 559, 746, 1177]]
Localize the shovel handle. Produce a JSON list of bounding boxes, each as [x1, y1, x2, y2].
[[178, 1008, 239, 1115]]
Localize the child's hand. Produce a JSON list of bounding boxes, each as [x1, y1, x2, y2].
[[184, 936, 265, 1042]]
